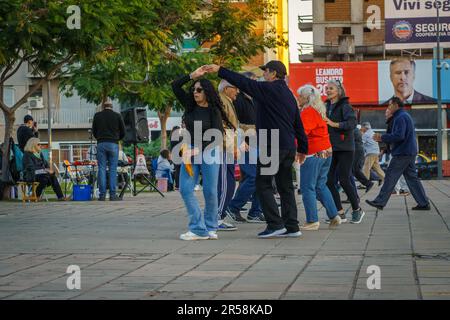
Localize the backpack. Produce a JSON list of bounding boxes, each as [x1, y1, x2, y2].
[[13, 144, 24, 173]]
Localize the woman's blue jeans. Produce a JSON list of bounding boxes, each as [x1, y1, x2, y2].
[[300, 156, 338, 223], [179, 150, 220, 237]]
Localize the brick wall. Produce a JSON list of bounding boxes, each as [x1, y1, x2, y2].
[[325, 27, 345, 45], [325, 0, 351, 21], [363, 0, 385, 45]]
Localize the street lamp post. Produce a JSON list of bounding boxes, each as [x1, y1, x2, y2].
[[436, 1, 443, 179]]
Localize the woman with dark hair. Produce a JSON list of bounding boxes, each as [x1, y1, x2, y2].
[[324, 80, 365, 224], [171, 66, 233, 240]]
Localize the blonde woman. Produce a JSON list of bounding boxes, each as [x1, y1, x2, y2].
[[296, 85, 341, 230], [22, 138, 66, 200]]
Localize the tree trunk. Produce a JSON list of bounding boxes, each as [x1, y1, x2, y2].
[[1, 110, 15, 199], [157, 105, 172, 151]]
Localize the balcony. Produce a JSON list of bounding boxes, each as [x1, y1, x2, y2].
[[298, 15, 313, 32], [30, 108, 96, 129]]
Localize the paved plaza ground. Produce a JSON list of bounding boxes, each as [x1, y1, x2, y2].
[[0, 180, 449, 300]]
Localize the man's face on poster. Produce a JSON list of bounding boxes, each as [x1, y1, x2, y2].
[[390, 60, 415, 101]]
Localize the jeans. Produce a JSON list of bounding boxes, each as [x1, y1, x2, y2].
[[179, 152, 220, 237], [97, 142, 119, 198], [301, 156, 338, 223], [256, 149, 299, 232], [372, 155, 429, 207], [327, 151, 360, 211], [228, 151, 262, 217]]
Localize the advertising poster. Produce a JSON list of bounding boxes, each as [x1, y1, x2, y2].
[[385, 0, 450, 49], [289, 60, 449, 105]]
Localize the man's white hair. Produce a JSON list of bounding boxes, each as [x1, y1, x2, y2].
[[218, 79, 233, 93]]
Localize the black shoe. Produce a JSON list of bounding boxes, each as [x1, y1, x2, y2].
[[365, 181, 375, 193], [98, 196, 106, 201], [365, 199, 383, 210], [412, 204, 431, 211], [110, 196, 122, 201], [342, 199, 351, 204]]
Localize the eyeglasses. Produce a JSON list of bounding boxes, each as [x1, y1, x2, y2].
[[192, 87, 204, 94]]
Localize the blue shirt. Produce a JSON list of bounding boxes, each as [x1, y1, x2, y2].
[[381, 109, 417, 156], [362, 129, 380, 155]]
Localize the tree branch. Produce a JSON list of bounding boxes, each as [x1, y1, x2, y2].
[[0, 59, 25, 85]]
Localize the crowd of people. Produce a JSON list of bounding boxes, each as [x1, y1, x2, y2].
[[169, 60, 431, 241], [12, 59, 430, 241]]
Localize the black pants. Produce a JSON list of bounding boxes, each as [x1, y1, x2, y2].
[[353, 149, 371, 187], [256, 149, 299, 232], [327, 151, 360, 211], [36, 173, 64, 199], [174, 164, 181, 188]]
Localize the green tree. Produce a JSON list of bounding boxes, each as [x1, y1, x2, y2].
[[0, 0, 187, 192]]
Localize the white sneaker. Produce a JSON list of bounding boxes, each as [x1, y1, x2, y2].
[[179, 231, 209, 241], [208, 231, 218, 240], [300, 222, 320, 231], [329, 215, 342, 229], [194, 185, 202, 191]]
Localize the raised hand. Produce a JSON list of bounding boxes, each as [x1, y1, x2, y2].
[[204, 64, 220, 74], [190, 66, 208, 80]]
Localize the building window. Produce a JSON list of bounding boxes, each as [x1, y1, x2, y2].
[[3, 87, 15, 107], [342, 27, 352, 35]]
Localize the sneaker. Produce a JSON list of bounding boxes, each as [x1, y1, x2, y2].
[[208, 231, 218, 240], [247, 215, 266, 223], [225, 209, 247, 223], [217, 221, 237, 231], [339, 212, 347, 223], [350, 209, 365, 224], [277, 230, 302, 238], [328, 215, 342, 228], [194, 185, 202, 191], [326, 212, 347, 223], [257, 227, 287, 239], [365, 199, 384, 210], [365, 181, 375, 193], [411, 204, 431, 211], [399, 190, 410, 196], [300, 222, 320, 231], [179, 231, 209, 241]]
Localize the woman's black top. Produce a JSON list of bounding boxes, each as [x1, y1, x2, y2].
[[171, 75, 223, 150]]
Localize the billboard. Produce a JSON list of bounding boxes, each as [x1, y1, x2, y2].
[[385, 0, 450, 49], [289, 59, 449, 105]]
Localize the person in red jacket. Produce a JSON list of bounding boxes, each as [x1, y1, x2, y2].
[[296, 85, 342, 231]]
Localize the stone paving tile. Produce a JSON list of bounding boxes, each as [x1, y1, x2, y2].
[[0, 181, 449, 300]]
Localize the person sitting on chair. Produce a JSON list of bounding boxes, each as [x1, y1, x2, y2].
[[155, 149, 175, 191], [22, 138, 67, 201]]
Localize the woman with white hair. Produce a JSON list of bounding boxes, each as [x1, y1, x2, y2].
[[296, 85, 341, 230], [22, 138, 66, 200], [324, 80, 365, 224]]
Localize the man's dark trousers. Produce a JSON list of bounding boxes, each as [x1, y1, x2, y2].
[[256, 149, 299, 233], [372, 155, 428, 207]]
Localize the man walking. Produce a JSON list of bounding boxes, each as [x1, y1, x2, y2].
[[366, 97, 430, 211], [92, 99, 125, 201], [361, 122, 385, 184], [204, 61, 308, 238]]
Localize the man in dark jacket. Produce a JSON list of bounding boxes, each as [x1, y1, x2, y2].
[[204, 61, 308, 238], [366, 97, 430, 210], [92, 99, 126, 201], [17, 115, 38, 151]]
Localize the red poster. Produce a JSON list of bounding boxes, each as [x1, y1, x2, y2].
[[288, 62, 379, 105]]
